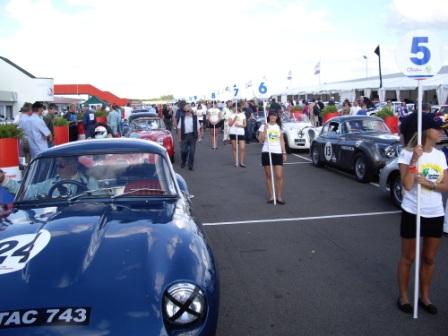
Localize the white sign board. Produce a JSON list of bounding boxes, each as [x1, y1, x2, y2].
[[396, 30, 442, 78]]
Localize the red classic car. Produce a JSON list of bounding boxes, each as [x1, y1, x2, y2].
[[125, 112, 175, 162]]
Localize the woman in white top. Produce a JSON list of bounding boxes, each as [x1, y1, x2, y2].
[[228, 105, 247, 167], [257, 110, 287, 204], [397, 112, 448, 315]]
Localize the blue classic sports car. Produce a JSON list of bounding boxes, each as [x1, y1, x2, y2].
[[0, 139, 219, 335]]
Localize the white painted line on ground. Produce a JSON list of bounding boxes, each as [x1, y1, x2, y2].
[[203, 210, 400, 226], [292, 153, 312, 162], [284, 162, 312, 165]]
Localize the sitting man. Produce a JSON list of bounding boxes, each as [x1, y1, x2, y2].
[[0, 156, 98, 199]]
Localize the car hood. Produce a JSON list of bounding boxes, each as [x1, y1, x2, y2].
[[345, 132, 400, 144], [0, 200, 216, 334]]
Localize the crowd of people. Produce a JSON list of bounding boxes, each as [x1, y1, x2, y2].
[[2, 93, 448, 318]]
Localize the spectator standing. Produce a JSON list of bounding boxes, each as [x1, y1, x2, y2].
[[23, 102, 52, 159], [16, 103, 33, 164], [257, 110, 287, 204], [243, 101, 255, 143], [397, 102, 409, 121], [228, 105, 247, 167], [221, 101, 233, 144], [44, 103, 58, 139], [177, 104, 202, 170], [396, 112, 448, 315], [64, 104, 79, 142], [163, 105, 174, 132], [107, 104, 122, 136], [83, 105, 97, 138], [350, 100, 361, 115]]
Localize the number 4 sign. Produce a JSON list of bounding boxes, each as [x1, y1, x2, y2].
[[396, 30, 442, 79]]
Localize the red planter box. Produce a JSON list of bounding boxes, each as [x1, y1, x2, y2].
[[323, 112, 340, 123], [54, 126, 69, 145], [384, 116, 399, 134], [0, 138, 19, 167]]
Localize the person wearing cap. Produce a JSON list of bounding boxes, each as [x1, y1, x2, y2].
[[396, 112, 448, 315], [257, 110, 287, 204]]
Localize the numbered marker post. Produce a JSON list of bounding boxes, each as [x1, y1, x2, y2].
[[396, 30, 442, 319]]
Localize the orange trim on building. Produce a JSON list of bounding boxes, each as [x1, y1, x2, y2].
[[54, 84, 128, 106]]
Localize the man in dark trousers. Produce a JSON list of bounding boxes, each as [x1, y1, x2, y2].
[[177, 103, 203, 170]]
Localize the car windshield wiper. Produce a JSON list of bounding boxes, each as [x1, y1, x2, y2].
[[111, 188, 177, 200], [68, 187, 118, 202]]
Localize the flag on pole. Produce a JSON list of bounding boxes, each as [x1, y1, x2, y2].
[[374, 45, 380, 57], [314, 62, 320, 75]]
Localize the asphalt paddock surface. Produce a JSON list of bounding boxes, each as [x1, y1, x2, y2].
[[172, 132, 448, 336]]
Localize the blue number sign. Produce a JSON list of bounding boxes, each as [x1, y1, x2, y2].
[[258, 82, 267, 94], [233, 85, 239, 97], [410, 37, 431, 66]]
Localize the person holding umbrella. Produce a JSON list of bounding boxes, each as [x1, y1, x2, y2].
[[397, 112, 448, 315], [257, 109, 287, 204]]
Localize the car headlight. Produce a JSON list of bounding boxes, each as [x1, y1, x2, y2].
[[163, 283, 206, 325], [383, 145, 396, 158]]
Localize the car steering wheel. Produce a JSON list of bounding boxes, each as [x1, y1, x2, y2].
[[48, 179, 87, 199]]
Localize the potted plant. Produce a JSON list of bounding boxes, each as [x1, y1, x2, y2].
[[0, 123, 22, 169], [53, 117, 70, 145], [376, 107, 398, 133], [95, 110, 108, 124], [320, 105, 339, 123]]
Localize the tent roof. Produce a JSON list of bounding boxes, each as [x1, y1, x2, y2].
[[283, 65, 448, 95], [83, 96, 106, 105]]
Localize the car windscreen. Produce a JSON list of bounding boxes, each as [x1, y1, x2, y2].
[[344, 119, 389, 133], [16, 152, 177, 202], [283, 113, 310, 123], [130, 118, 163, 131]]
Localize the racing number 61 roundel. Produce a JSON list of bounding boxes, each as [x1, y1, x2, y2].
[[0, 230, 51, 275]]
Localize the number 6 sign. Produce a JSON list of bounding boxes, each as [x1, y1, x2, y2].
[[396, 30, 442, 79]]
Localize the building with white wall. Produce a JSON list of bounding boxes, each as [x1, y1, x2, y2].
[[0, 56, 54, 121]]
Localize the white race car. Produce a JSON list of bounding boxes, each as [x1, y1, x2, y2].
[[282, 113, 321, 152]]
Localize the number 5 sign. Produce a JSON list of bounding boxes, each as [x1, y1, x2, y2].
[[396, 30, 442, 78]]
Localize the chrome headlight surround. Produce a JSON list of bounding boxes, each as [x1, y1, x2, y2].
[[163, 283, 206, 325]]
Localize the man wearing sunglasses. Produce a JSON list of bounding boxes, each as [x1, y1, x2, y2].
[[0, 157, 98, 199]]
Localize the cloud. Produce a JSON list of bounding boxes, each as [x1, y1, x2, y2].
[[0, 0, 337, 98], [388, 0, 448, 28]]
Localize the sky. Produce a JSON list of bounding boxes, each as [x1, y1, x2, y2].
[[0, 0, 447, 99]]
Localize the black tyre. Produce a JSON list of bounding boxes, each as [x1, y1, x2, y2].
[[354, 153, 373, 183], [389, 172, 402, 208], [311, 145, 323, 167]]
